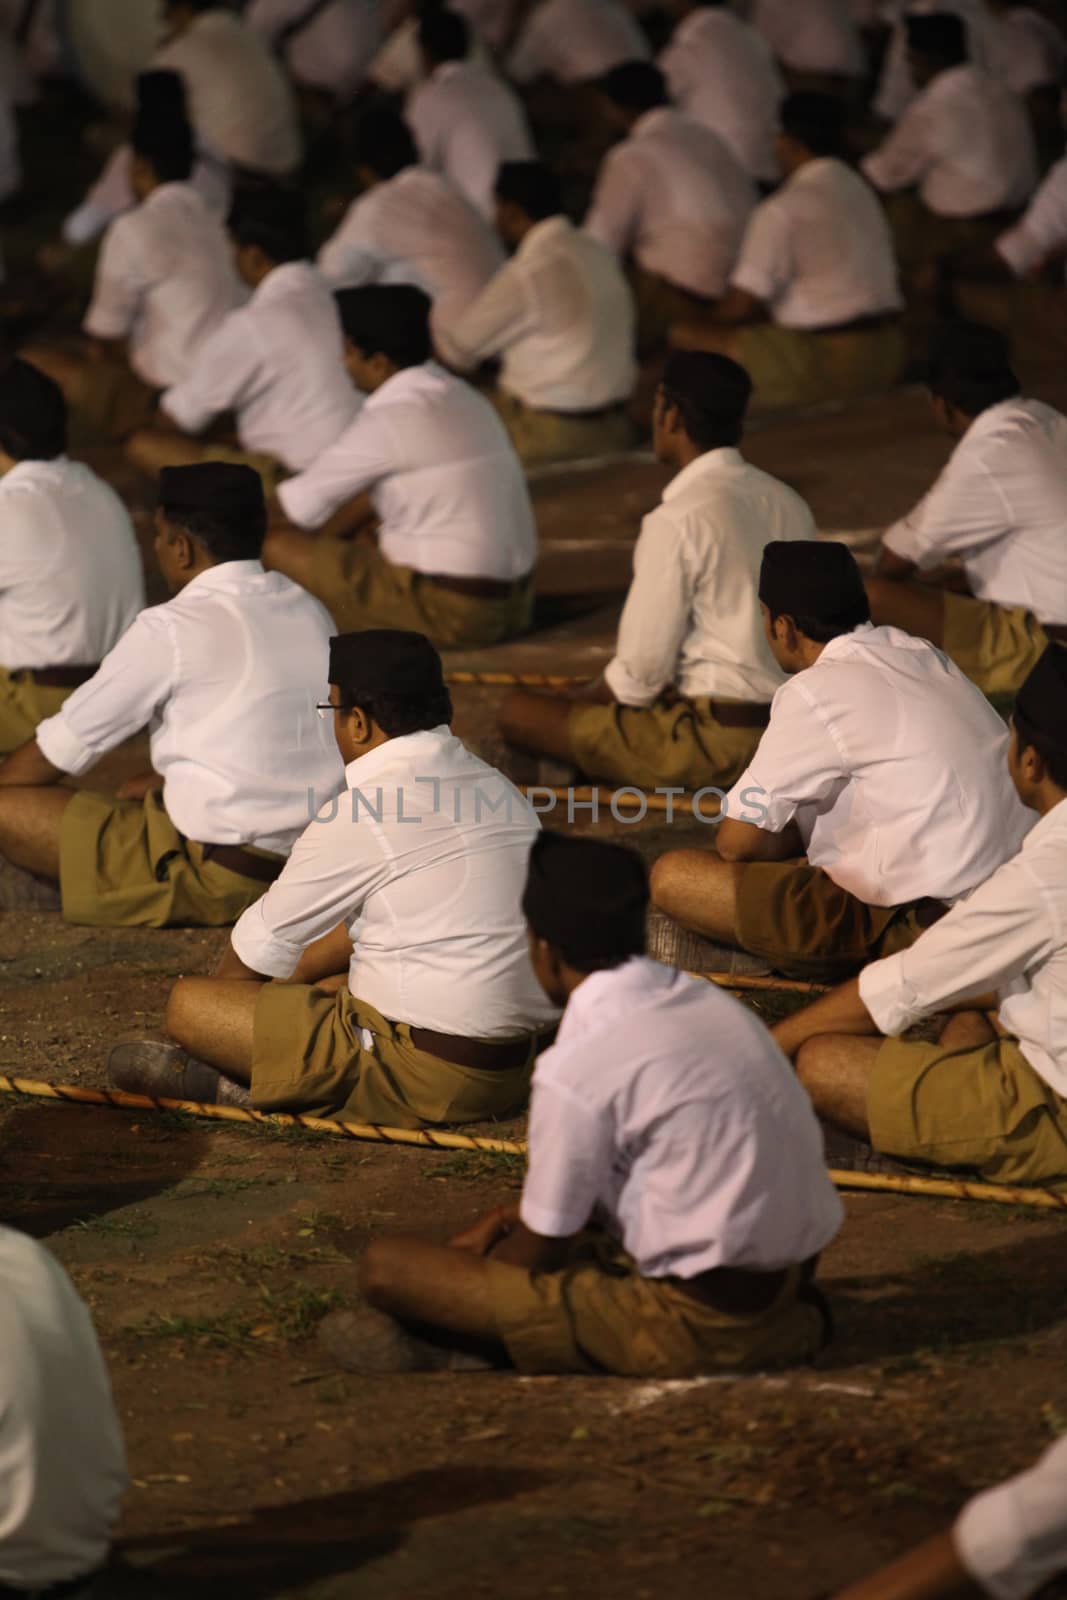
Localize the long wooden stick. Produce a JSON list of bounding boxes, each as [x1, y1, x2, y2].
[[519, 784, 719, 815], [695, 972, 827, 996], [828, 1168, 1067, 1210], [446, 671, 592, 689]]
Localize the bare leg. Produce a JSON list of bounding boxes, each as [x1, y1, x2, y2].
[[165, 976, 261, 1083], [498, 691, 577, 763], [20, 344, 90, 406], [795, 1035, 882, 1139], [865, 577, 946, 647], [358, 1235, 502, 1343], [125, 428, 211, 477], [649, 849, 745, 943], [938, 1010, 996, 1050], [0, 788, 75, 878]]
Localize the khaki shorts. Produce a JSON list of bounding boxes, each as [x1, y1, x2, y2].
[[734, 321, 905, 414], [73, 359, 158, 442], [567, 696, 764, 791], [487, 1234, 828, 1378], [491, 390, 638, 466], [306, 539, 533, 647], [869, 1033, 1067, 1190], [735, 860, 934, 984], [59, 789, 280, 928], [251, 986, 534, 1127], [630, 266, 714, 359], [0, 669, 72, 754], [942, 592, 1051, 698], [884, 190, 1018, 273]]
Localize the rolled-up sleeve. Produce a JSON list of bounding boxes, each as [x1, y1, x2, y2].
[[519, 1078, 613, 1238], [882, 452, 1011, 568], [604, 511, 692, 707], [161, 311, 256, 436], [434, 259, 531, 372], [584, 148, 640, 258], [862, 101, 933, 195], [955, 1437, 1067, 1600], [730, 200, 792, 305], [317, 198, 385, 290], [276, 408, 395, 530], [722, 682, 844, 832], [35, 612, 175, 775], [82, 219, 144, 343], [997, 159, 1067, 277]]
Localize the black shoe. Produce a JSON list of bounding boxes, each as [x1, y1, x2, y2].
[[0, 856, 61, 912], [107, 1033, 225, 1104], [317, 1306, 492, 1375]]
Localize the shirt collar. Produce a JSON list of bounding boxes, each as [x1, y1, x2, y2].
[[662, 447, 745, 502], [632, 107, 678, 142], [1021, 794, 1067, 848], [180, 559, 265, 600], [343, 726, 455, 790], [518, 215, 573, 259], [251, 260, 316, 305], [555, 957, 678, 1048], [362, 360, 446, 410], [432, 60, 467, 85], [785, 156, 840, 192], [810, 621, 877, 665], [0, 455, 73, 489]]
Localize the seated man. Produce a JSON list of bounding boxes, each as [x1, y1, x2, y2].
[[867, 321, 1067, 698], [0, 362, 144, 754], [245, 0, 380, 104], [126, 186, 358, 488], [499, 352, 814, 790], [585, 62, 756, 352], [109, 630, 558, 1128], [267, 285, 537, 647], [650, 540, 1031, 983], [0, 464, 342, 928], [406, 6, 534, 221], [750, 0, 866, 88], [772, 645, 1067, 1192], [658, 0, 783, 186], [672, 93, 905, 414], [317, 830, 843, 1378], [317, 109, 503, 342], [507, 0, 650, 86], [862, 13, 1037, 271], [436, 162, 637, 465]]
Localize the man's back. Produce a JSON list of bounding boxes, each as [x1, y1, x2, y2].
[[658, 7, 782, 183], [508, 0, 650, 84], [246, 0, 380, 100], [407, 61, 533, 219], [751, 0, 864, 77]]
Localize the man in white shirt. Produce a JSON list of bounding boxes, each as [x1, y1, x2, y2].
[[110, 629, 557, 1127], [245, 0, 380, 103], [673, 92, 905, 413], [772, 644, 1067, 1191], [658, 0, 784, 186], [154, 0, 302, 177], [407, 6, 534, 221], [0, 463, 342, 928], [874, 0, 993, 123], [867, 320, 1067, 696], [267, 285, 537, 647], [317, 109, 503, 341], [499, 351, 814, 789], [0, 361, 144, 754], [585, 61, 756, 351], [750, 0, 866, 85], [315, 830, 843, 1378], [0, 1227, 127, 1595], [862, 13, 1037, 270], [126, 186, 358, 488], [983, 0, 1065, 96], [437, 161, 638, 463], [650, 540, 1031, 983], [507, 0, 650, 85]]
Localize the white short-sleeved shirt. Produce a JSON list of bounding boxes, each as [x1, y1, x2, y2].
[[507, 0, 649, 85], [317, 167, 503, 336], [0, 458, 144, 671], [658, 7, 783, 184], [367, 9, 491, 95], [232, 726, 558, 1039], [162, 261, 359, 472], [874, 0, 993, 122], [278, 361, 536, 581], [985, 7, 1065, 95], [153, 7, 301, 176], [605, 448, 815, 708], [882, 398, 1067, 625], [406, 60, 534, 222], [732, 158, 902, 330], [436, 215, 637, 413], [62, 142, 231, 250], [0, 1228, 127, 1589], [585, 107, 756, 301], [997, 157, 1067, 279], [724, 624, 1031, 907], [245, 0, 380, 100], [521, 958, 845, 1276], [955, 1435, 1067, 1600], [859, 798, 1065, 1099], [750, 0, 865, 77], [36, 560, 342, 854], [83, 182, 243, 390], [863, 64, 1037, 219]]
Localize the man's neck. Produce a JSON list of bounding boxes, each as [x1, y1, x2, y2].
[[1034, 783, 1067, 819]]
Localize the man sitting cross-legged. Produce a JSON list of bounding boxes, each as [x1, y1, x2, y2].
[[498, 352, 814, 792], [650, 541, 1031, 984], [0, 464, 341, 927], [316, 830, 844, 1378], [265, 285, 537, 648], [109, 630, 558, 1127], [866, 321, 1067, 700], [772, 645, 1067, 1193]]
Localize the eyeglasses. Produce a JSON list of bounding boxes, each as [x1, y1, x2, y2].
[[316, 703, 339, 721]]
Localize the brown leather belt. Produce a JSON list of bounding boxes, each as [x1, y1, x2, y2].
[[672, 1255, 818, 1316], [410, 1026, 533, 1072], [424, 572, 533, 601], [17, 663, 99, 688], [198, 842, 285, 885], [705, 698, 772, 729], [1044, 623, 1067, 643]]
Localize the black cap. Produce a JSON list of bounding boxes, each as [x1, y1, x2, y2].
[[159, 462, 265, 521], [926, 320, 1019, 414], [522, 831, 648, 970], [335, 285, 432, 367], [328, 630, 445, 698], [759, 540, 871, 629], [0, 359, 66, 458], [906, 12, 967, 59], [135, 69, 188, 122], [1015, 646, 1067, 751], [662, 349, 752, 428]]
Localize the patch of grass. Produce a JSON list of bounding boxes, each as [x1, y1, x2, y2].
[[257, 1283, 347, 1341], [127, 1310, 256, 1352], [166, 1174, 281, 1200], [425, 1150, 526, 1186], [69, 1212, 157, 1240]]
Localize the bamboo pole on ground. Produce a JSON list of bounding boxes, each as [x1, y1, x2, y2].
[[446, 671, 591, 689], [519, 785, 717, 815]]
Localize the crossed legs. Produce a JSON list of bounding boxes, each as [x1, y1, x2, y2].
[[164, 977, 261, 1084], [648, 849, 744, 944], [0, 788, 75, 879], [498, 691, 578, 766]]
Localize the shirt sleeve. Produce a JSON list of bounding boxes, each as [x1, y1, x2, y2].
[[604, 509, 694, 707], [316, 199, 386, 290], [584, 147, 641, 258], [161, 311, 260, 436], [857, 852, 1056, 1035], [433, 259, 532, 371], [881, 448, 1014, 567], [996, 162, 1067, 276], [63, 144, 135, 247], [954, 1436, 1067, 1600], [722, 682, 845, 833], [276, 409, 395, 530], [82, 218, 145, 343], [34, 611, 176, 775], [861, 99, 935, 194], [519, 1075, 614, 1238], [729, 198, 793, 305]]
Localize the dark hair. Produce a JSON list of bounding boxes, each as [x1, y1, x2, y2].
[[0, 361, 66, 461], [661, 384, 749, 447], [779, 91, 845, 158], [338, 687, 453, 736], [352, 107, 418, 179], [494, 161, 562, 221], [335, 286, 432, 368], [132, 116, 194, 184], [906, 12, 968, 67], [926, 320, 1019, 416], [597, 60, 668, 114], [227, 185, 307, 264], [1013, 708, 1067, 790], [418, 5, 469, 63], [768, 607, 870, 643], [168, 505, 267, 564], [135, 69, 188, 121]]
